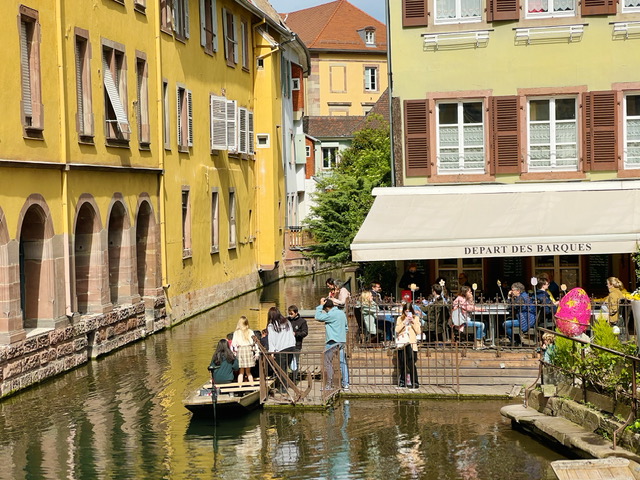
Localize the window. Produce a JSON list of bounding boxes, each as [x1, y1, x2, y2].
[[533, 255, 579, 291], [223, 8, 237, 67], [624, 94, 640, 169], [228, 189, 236, 249], [134, 0, 146, 12], [241, 20, 249, 70], [322, 147, 339, 169], [210, 94, 227, 150], [75, 29, 93, 139], [436, 101, 484, 173], [19, 6, 43, 135], [211, 188, 219, 253], [200, 0, 218, 53], [160, 0, 173, 31], [364, 66, 378, 92], [173, 0, 190, 39], [365, 29, 375, 45], [624, 0, 640, 12], [435, 0, 482, 23], [436, 258, 483, 292], [163, 80, 170, 149], [305, 145, 311, 157], [526, 0, 575, 17], [103, 43, 130, 142], [256, 134, 270, 148], [177, 85, 193, 151], [136, 54, 150, 146], [527, 97, 577, 171], [181, 187, 191, 258]]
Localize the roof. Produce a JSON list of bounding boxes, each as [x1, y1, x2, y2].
[[246, 0, 288, 30], [282, 0, 387, 52], [304, 116, 366, 138], [304, 88, 390, 139]]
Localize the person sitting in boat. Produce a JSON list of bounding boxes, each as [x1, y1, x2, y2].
[[208, 339, 239, 384], [232, 316, 258, 386]]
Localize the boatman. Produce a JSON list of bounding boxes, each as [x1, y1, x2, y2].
[[315, 298, 349, 391]]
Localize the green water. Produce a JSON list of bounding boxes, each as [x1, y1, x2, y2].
[[0, 274, 566, 479]]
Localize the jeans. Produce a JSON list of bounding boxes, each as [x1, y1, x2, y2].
[[504, 319, 520, 339], [325, 341, 349, 388], [465, 321, 485, 340]]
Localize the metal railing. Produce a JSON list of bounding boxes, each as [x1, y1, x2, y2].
[[285, 226, 314, 251]]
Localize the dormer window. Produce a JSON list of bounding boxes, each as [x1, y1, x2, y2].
[[365, 29, 375, 45]]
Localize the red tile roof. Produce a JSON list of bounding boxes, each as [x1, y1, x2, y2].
[[282, 0, 387, 52]]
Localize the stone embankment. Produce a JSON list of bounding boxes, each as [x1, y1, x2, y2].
[[0, 298, 166, 399], [502, 387, 640, 463]]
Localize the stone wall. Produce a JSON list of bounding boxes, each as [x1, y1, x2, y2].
[[0, 298, 166, 399]]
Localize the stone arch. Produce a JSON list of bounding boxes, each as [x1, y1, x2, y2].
[[106, 194, 137, 306], [135, 195, 161, 300], [73, 195, 109, 314], [16, 195, 62, 328], [0, 207, 25, 344]]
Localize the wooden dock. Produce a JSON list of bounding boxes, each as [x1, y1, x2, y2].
[[263, 310, 539, 408]]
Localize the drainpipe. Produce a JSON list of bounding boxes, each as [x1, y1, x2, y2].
[[56, 0, 73, 316], [154, 0, 169, 294], [385, 0, 396, 187]]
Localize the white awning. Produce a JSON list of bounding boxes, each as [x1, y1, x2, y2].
[[351, 181, 640, 262]]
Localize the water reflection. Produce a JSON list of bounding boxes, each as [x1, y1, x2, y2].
[[0, 272, 565, 479]]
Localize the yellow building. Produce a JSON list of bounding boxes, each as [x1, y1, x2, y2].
[[283, 0, 388, 117], [0, 0, 300, 398], [351, 0, 640, 297]]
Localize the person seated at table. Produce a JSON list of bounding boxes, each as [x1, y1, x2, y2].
[[452, 286, 486, 350], [208, 339, 239, 384], [503, 282, 536, 346], [535, 277, 557, 327], [358, 290, 378, 342], [422, 283, 448, 342], [326, 278, 350, 309]]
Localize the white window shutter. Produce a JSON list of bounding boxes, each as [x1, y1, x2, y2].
[[177, 87, 182, 146], [211, 0, 218, 52], [187, 89, 193, 147], [102, 54, 130, 133], [185, 0, 190, 38], [238, 108, 247, 154], [232, 15, 238, 64], [226, 99, 237, 152], [199, 0, 206, 47], [222, 8, 229, 60], [248, 111, 254, 154], [210, 94, 227, 150]]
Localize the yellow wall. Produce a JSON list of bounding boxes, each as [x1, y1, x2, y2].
[[253, 31, 285, 269], [315, 51, 388, 116]]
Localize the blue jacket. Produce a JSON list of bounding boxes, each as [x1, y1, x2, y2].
[[535, 289, 557, 318], [516, 291, 537, 333], [315, 305, 348, 344]]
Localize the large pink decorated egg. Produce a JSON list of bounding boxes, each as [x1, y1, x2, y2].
[[555, 287, 591, 337]]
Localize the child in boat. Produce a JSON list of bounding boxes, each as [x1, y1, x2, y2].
[[232, 316, 258, 385], [208, 339, 238, 384]]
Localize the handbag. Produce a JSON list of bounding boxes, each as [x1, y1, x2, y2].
[[451, 307, 467, 327], [396, 328, 411, 348]]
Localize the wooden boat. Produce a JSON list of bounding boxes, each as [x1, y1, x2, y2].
[[183, 379, 272, 417]]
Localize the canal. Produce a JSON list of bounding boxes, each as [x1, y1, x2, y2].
[[0, 273, 567, 479]]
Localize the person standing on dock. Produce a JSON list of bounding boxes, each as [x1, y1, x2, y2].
[[288, 305, 308, 382], [315, 298, 350, 390]]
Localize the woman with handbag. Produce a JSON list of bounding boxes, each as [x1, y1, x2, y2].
[[395, 303, 421, 388], [452, 286, 486, 349]]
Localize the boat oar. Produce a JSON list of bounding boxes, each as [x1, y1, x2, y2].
[[208, 366, 218, 425]]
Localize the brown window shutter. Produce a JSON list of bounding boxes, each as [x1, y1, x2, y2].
[[490, 96, 521, 175], [582, 0, 616, 16], [582, 91, 618, 171], [403, 0, 428, 27], [404, 99, 430, 177], [489, 0, 520, 21]]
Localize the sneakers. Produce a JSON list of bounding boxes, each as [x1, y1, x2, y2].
[[342, 385, 350, 391]]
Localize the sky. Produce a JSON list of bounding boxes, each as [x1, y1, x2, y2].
[[268, 0, 386, 23]]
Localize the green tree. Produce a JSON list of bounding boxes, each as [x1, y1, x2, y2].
[[304, 115, 391, 264]]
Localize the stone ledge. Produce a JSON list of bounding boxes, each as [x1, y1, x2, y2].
[[502, 403, 640, 462]]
